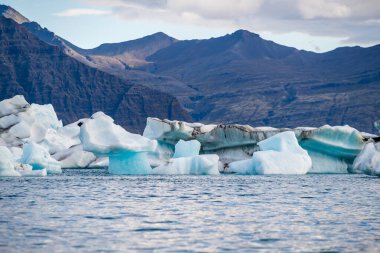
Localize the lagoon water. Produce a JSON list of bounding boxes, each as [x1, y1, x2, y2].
[[1, 169, 380, 252]]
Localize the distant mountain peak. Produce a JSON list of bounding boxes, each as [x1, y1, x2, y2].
[[231, 29, 260, 38], [0, 5, 29, 24]]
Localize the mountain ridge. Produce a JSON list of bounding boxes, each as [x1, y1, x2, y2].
[[0, 16, 190, 133], [1, 4, 379, 133]]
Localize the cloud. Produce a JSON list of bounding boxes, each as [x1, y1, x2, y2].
[[82, 0, 380, 46], [298, 0, 351, 19], [54, 8, 111, 17]]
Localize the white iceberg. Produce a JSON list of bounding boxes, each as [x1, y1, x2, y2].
[[227, 131, 312, 175], [0, 146, 20, 176], [172, 140, 201, 158], [15, 163, 47, 177], [80, 112, 157, 175], [19, 142, 62, 174], [0, 95, 29, 117], [0, 96, 63, 148], [52, 144, 96, 169], [152, 155, 220, 175], [353, 142, 380, 177]]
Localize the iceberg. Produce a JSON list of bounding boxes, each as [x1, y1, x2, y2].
[[153, 155, 220, 175], [15, 163, 47, 177], [151, 139, 220, 175], [0, 146, 20, 176], [353, 142, 380, 176], [143, 117, 303, 165], [0, 95, 62, 147], [227, 131, 312, 175], [80, 112, 157, 175], [172, 140, 201, 158], [19, 142, 62, 174], [0, 95, 29, 118], [52, 144, 96, 169], [300, 125, 365, 173]]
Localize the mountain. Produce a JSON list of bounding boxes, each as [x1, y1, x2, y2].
[[0, 5, 196, 106], [1, 5, 379, 133], [144, 30, 380, 133], [0, 5, 29, 24], [0, 16, 190, 133]]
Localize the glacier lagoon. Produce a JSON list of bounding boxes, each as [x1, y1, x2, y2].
[[1, 169, 380, 252], [1, 95, 380, 251]]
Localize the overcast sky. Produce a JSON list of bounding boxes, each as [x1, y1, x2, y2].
[[1, 0, 379, 52]]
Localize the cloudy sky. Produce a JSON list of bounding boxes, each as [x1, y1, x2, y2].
[[1, 0, 379, 52]]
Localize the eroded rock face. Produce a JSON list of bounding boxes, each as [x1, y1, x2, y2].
[[0, 17, 190, 134]]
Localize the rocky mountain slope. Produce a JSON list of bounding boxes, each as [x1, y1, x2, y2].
[[0, 16, 190, 133], [144, 30, 380, 132], [1, 5, 379, 133]]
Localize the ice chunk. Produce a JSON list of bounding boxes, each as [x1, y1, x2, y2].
[[0, 95, 29, 117], [52, 145, 96, 168], [300, 125, 365, 173], [15, 163, 47, 177], [89, 157, 109, 168], [143, 117, 308, 165], [0, 114, 19, 129], [173, 140, 201, 158], [227, 131, 312, 175], [81, 112, 157, 155], [0, 146, 20, 176], [143, 117, 195, 142], [152, 155, 220, 175], [226, 159, 254, 174], [353, 142, 380, 176], [108, 151, 153, 175], [252, 151, 311, 175], [307, 151, 348, 174], [300, 125, 364, 158], [80, 112, 157, 174], [19, 142, 62, 174], [9, 147, 23, 161]]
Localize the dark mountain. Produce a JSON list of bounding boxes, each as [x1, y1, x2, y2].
[[1, 4, 378, 133], [144, 30, 380, 133], [0, 16, 190, 133], [0, 5, 195, 106], [0, 5, 29, 24]]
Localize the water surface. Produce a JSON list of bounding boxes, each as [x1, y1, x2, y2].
[[1, 169, 380, 252]]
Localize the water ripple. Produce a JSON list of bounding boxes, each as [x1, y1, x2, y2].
[[0, 169, 379, 252]]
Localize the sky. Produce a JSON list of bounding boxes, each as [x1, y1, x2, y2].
[[1, 0, 379, 52]]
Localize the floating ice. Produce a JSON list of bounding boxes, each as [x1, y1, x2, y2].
[[52, 144, 96, 169], [0, 146, 20, 176], [153, 155, 220, 175], [80, 112, 157, 174], [353, 142, 380, 177], [300, 125, 365, 173], [227, 131, 312, 175], [143, 117, 298, 165], [19, 142, 62, 174], [173, 140, 201, 158], [15, 163, 47, 177]]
